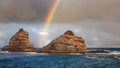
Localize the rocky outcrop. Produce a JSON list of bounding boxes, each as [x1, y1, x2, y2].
[[38, 30, 86, 53], [86, 50, 110, 54], [2, 28, 35, 52]]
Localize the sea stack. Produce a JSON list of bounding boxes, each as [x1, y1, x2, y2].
[[2, 28, 35, 52], [38, 30, 86, 53]]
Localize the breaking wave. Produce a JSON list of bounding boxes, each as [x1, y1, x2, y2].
[[108, 51, 120, 55], [114, 55, 120, 60]]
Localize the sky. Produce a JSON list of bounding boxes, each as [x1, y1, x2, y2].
[[0, 0, 120, 48]]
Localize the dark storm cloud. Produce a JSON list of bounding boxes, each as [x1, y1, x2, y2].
[[0, 0, 54, 22], [53, 0, 120, 23]]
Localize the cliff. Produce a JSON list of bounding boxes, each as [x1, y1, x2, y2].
[[2, 28, 35, 52], [38, 30, 86, 53]]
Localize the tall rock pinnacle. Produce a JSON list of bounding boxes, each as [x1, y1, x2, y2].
[[2, 28, 35, 52]]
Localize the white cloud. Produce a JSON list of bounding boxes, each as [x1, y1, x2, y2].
[[0, 32, 3, 36], [0, 20, 120, 48]]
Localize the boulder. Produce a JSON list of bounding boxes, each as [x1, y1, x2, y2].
[[38, 30, 86, 53], [2, 28, 35, 52]]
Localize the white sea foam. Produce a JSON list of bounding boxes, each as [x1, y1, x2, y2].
[[37, 53, 49, 55], [23, 52, 37, 54], [114, 56, 120, 60], [69, 53, 82, 55], [85, 55, 112, 61], [85, 56, 97, 59], [0, 51, 9, 53], [108, 51, 120, 55]]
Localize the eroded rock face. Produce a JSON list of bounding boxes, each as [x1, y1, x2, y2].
[[2, 28, 35, 52], [38, 30, 86, 53]]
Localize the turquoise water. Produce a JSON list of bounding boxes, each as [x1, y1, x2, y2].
[[0, 48, 120, 68]]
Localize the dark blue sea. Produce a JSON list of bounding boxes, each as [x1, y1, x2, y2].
[[0, 48, 120, 68]]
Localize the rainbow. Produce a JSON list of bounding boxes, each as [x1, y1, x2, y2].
[[39, 0, 60, 47], [43, 0, 60, 31]]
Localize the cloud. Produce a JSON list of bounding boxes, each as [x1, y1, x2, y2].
[[0, 21, 120, 48], [0, 0, 120, 48], [0, 23, 41, 47], [47, 20, 120, 48], [0, 0, 54, 22], [1, 0, 120, 23], [53, 0, 120, 23]]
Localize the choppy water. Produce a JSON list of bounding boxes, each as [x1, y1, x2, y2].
[[0, 48, 120, 68]]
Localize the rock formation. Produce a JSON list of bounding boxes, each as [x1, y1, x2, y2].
[[2, 28, 35, 52], [38, 30, 86, 53]]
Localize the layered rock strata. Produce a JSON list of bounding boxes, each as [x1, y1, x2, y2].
[[38, 30, 86, 53], [2, 28, 35, 52]]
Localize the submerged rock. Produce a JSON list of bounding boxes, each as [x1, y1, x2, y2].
[[2, 28, 35, 52], [86, 50, 110, 54], [38, 30, 86, 53]]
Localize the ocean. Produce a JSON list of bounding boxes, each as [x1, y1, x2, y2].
[[0, 48, 120, 68]]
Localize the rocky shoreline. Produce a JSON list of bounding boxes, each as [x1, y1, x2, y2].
[[0, 49, 110, 54], [37, 50, 110, 54]]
